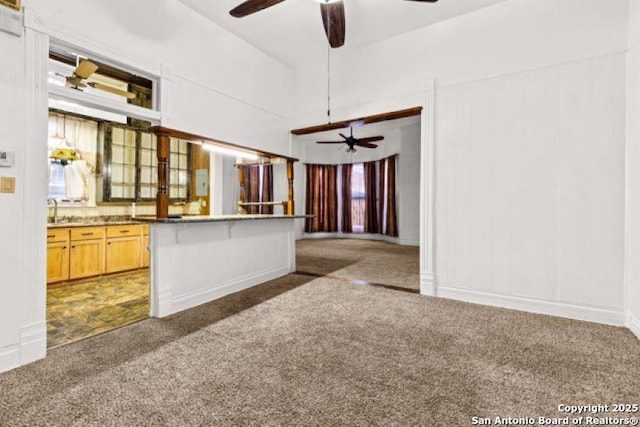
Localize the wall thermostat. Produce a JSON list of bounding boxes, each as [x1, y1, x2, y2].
[[0, 150, 15, 167]]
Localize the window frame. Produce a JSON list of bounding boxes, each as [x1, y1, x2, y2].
[[102, 122, 191, 203]]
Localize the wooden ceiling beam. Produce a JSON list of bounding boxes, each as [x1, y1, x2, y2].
[[290, 106, 423, 136]]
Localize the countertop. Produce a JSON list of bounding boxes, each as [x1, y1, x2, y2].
[[47, 220, 144, 229], [133, 214, 309, 224]]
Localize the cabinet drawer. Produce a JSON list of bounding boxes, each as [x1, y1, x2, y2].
[[71, 227, 105, 241], [47, 228, 69, 243], [107, 224, 142, 238]]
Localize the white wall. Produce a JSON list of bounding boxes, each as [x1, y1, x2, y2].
[[0, 30, 30, 370], [26, 0, 293, 155], [295, 122, 421, 245], [293, 0, 630, 324], [626, 0, 640, 338], [0, 0, 295, 373], [436, 54, 626, 324]]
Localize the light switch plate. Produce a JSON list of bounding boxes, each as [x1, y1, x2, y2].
[[1, 176, 15, 193], [0, 150, 15, 167]]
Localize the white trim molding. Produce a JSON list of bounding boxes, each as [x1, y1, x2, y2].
[[420, 78, 436, 297], [171, 267, 291, 316], [18, 27, 50, 371], [629, 313, 640, 340], [0, 345, 20, 374], [438, 285, 627, 327]]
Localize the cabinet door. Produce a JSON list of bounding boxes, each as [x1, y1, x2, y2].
[[69, 239, 105, 280], [141, 235, 150, 268], [47, 242, 69, 283], [106, 236, 142, 273]]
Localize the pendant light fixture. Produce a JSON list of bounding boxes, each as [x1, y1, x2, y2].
[[50, 114, 80, 166]]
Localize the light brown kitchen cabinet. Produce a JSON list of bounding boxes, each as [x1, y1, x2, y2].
[[106, 225, 142, 274], [141, 224, 150, 268], [69, 239, 105, 280], [47, 223, 148, 284], [47, 241, 70, 283]]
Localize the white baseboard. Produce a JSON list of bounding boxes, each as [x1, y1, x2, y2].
[[437, 285, 627, 327], [0, 344, 20, 374], [0, 322, 47, 374], [169, 266, 291, 316], [20, 322, 47, 366], [420, 272, 436, 296], [301, 232, 419, 247], [629, 313, 640, 340]]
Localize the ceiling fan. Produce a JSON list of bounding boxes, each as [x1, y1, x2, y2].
[[63, 60, 137, 100], [317, 127, 384, 153], [229, 0, 439, 48]]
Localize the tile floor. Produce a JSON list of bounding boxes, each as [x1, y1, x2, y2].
[[47, 271, 150, 348]]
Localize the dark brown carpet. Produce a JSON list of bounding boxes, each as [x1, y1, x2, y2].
[[1, 239, 638, 426]]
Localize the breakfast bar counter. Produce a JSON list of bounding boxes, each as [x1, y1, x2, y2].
[[138, 214, 305, 318]]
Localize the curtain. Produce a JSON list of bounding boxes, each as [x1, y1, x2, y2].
[[384, 155, 399, 237], [363, 161, 380, 234], [261, 164, 274, 214], [340, 163, 353, 233], [305, 164, 338, 233], [238, 164, 274, 214]]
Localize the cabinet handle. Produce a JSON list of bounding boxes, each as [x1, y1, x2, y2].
[[47, 235, 55, 239], [119, 230, 130, 233], [72, 246, 75, 249], [81, 232, 94, 236], [108, 242, 111, 245], [63, 246, 67, 249]]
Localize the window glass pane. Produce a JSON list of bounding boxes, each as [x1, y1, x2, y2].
[[170, 170, 178, 184], [112, 146, 124, 164], [124, 130, 136, 147], [123, 185, 135, 199], [141, 133, 152, 149], [351, 163, 365, 233], [124, 166, 136, 183], [124, 147, 136, 164], [170, 153, 179, 167], [170, 138, 178, 152], [112, 128, 124, 145], [170, 186, 179, 198], [112, 185, 123, 198], [179, 187, 187, 198], [141, 185, 152, 199], [178, 170, 188, 185], [111, 164, 123, 184], [140, 149, 152, 166], [140, 167, 151, 184], [179, 141, 188, 154], [179, 154, 187, 169]]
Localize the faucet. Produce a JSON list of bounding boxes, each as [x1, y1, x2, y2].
[[47, 198, 59, 224]]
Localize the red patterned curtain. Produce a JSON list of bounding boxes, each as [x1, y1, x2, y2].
[[305, 164, 338, 233]]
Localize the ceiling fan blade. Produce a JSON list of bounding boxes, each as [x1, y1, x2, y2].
[[88, 82, 137, 99], [320, 1, 345, 48], [66, 76, 87, 88], [230, 0, 286, 17], [356, 142, 378, 149], [357, 136, 385, 144], [338, 133, 349, 140], [74, 60, 99, 79], [317, 140, 346, 144]]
